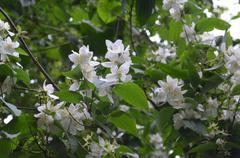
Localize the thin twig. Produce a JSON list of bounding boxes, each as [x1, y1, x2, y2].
[[230, 98, 240, 129], [114, 17, 120, 40], [14, 86, 41, 92], [28, 126, 48, 157], [129, 0, 136, 52], [0, 7, 59, 91]]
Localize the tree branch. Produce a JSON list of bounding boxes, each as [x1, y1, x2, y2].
[[0, 7, 59, 91]]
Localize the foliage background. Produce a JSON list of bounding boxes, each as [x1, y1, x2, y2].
[[1, 0, 240, 158]]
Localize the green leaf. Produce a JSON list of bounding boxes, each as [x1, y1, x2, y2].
[[145, 68, 165, 81], [189, 142, 217, 153], [62, 66, 82, 79], [113, 82, 148, 110], [136, 0, 155, 25], [15, 68, 30, 85], [16, 48, 28, 56], [184, 2, 202, 15], [159, 63, 188, 80], [195, 18, 231, 33], [48, 137, 69, 158], [0, 139, 17, 158], [70, 7, 88, 23], [55, 90, 82, 103], [97, 0, 121, 23], [185, 59, 201, 88], [0, 64, 13, 77], [201, 75, 224, 93], [46, 48, 61, 60], [53, 6, 68, 22], [231, 85, 240, 96], [157, 106, 175, 130], [2, 114, 33, 136], [116, 145, 134, 157], [109, 111, 137, 136], [169, 20, 182, 41]]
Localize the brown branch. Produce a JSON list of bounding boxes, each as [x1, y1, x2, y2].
[[0, 7, 59, 91]]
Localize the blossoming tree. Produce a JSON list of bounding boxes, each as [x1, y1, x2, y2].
[[0, 0, 240, 157]]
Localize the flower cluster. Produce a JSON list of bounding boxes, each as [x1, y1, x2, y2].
[[68, 39, 132, 102], [86, 136, 118, 158], [162, 0, 187, 20], [181, 23, 196, 42], [101, 40, 132, 83], [150, 133, 168, 158], [34, 82, 91, 135], [173, 109, 201, 129], [0, 20, 19, 62], [149, 75, 186, 109], [181, 22, 218, 46], [35, 101, 91, 135], [225, 46, 240, 85], [69, 45, 99, 83], [151, 47, 176, 63]]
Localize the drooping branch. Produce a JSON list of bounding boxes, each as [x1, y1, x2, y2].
[[0, 7, 59, 91]]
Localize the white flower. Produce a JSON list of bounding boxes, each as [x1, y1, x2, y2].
[[124, 153, 140, 158], [95, 80, 115, 103], [34, 101, 62, 130], [1, 76, 16, 95], [198, 32, 216, 46], [163, 0, 187, 10], [173, 111, 184, 129], [20, 0, 36, 7], [0, 20, 10, 32], [173, 109, 201, 129], [231, 70, 240, 85], [225, 46, 240, 73], [216, 138, 225, 148], [56, 104, 91, 135], [205, 97, 219, 118], [119, 105, 130, 112], [69, 80, 80, 91], [181, 23, 196, 42], [69, 45, 99, 83], [156, 75, 186, 108], [104, 63, 132, 83], [163, 0, 187, 20], [102, 39, 132, 68], [0, 37, 19, 61], [149, 87, 167, 106], [69, 45, 94, 68], [43, 80, 58, 99], [86, 139, 105, 158], [150, 133, 163, 150], [151, 150, 168, 158], [218, 83, 230, 93], [86, 137, 117, 158], [169, 7, 182, 20], [221, 110, 234, 121], [106, 39, 127, 54], [152, 47, 175, 63]]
